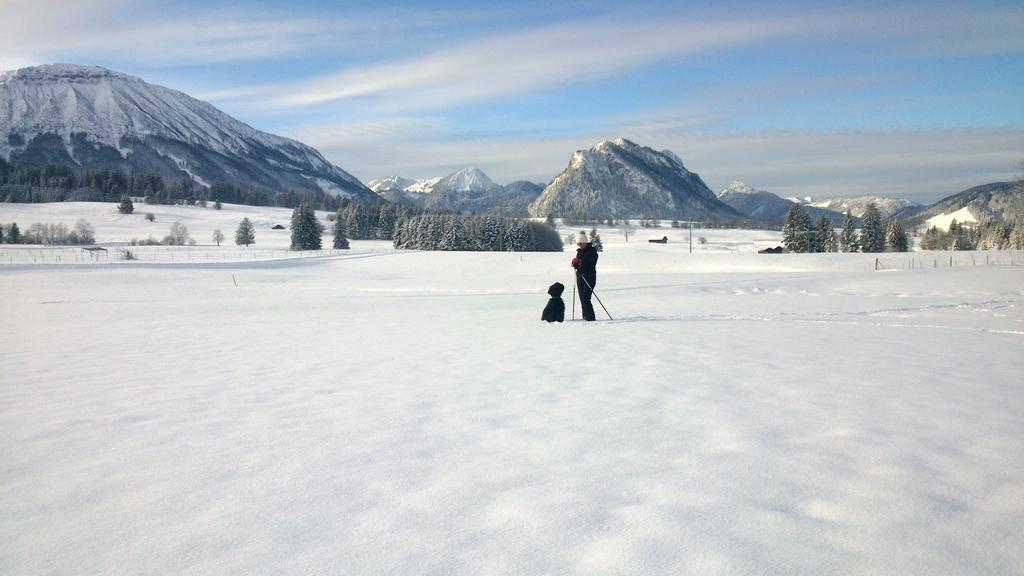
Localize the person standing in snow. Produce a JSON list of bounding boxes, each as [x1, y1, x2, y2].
[[572, 230, 599, 321]]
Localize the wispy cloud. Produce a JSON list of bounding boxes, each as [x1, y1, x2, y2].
[[230, 13, 845, 113], [0, 0, 359, 68], [206, 3, 1024, 115]]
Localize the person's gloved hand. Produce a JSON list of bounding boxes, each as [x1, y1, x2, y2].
[[571, 257, 580, 268]]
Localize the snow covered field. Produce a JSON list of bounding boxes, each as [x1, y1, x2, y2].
[[2, 203, 1023, 575]]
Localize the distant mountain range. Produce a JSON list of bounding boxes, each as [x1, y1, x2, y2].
[[715, 180, 846, 224], [3, 64, 1019, 227], [808, 196, 922, 219], [0, 64, 377, 201], [528, 138, 742, 220], [368, 168, 543, 215]]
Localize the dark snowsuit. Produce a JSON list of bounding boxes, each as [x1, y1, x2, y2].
[[573, 245, 599, 321], [541, 282, 565, 322]]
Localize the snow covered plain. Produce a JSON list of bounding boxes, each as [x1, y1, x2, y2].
[[2, 203, 1023, 575]]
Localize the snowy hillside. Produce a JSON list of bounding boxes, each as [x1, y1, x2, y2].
[[909, 181, 1023, 229], [0, 64, 375, 200], [926, 205, 979, 230], [2, 201, 1023, 575], [529, 138, 742, 220], [0, 201, 339, 250], [809, 195, 922, 218]]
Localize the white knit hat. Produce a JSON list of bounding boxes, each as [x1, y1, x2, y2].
[[575, 230, 589, 245]]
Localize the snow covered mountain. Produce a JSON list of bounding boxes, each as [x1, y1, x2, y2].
[[808, 195, 922, 219], [907, 181, 1023, 229], [528, 138, 742, 220], [0, 64, 376, 200], [368, 168, 543, 215], [717, 180, 849, 224], [439, 167, 496, 193], [367, 176, 417, 194]]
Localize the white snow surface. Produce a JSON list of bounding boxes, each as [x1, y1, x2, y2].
[[2, 203, 1024, 575], [927, 205, 979, 230]]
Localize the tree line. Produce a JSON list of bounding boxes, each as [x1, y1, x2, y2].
[[920, 219, 1024, 251], [392, 214, 562, 251], [783, 203, 909, 253], [0, 220, 95, 245], [0, 158, 359, 210], [235, 200, 563, 253]]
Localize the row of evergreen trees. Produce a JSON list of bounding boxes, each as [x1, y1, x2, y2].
[[330, 200, 430, 241], [331, 200, 559, 251], [392, 214, 563, 251], [920, 219, 1024, 251], [281, 201, 562, 252], [783, 203, 909, 253]]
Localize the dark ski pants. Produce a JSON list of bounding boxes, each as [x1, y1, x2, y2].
[[577, 273, 596, 321]]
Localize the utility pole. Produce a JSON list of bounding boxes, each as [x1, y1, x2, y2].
[[678, 221, 701, 253]]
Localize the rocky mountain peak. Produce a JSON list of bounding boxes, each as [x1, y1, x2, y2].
[[528, 138, 741, 220]]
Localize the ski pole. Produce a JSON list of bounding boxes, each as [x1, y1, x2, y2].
[[576, 273, 613, 320], [571, 275, 576, 320]]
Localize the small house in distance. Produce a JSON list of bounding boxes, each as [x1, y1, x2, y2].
[[648, 235, 668, 244], [271, 224, 286, 230]]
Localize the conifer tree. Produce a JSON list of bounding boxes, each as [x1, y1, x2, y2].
[[479, 216, 502, 251], [839, 210, 859, 252], [290, 203, 322, 250], [235, 217, 255, 246], [439, 216, 466, 251], [1010, 222, 1024, 249], [816, 216, 838, 253], [860, 203, 885, 253], [118, 194, 134, 214], [413, 217, 433, 249], [7, 222, 21, 244], [503, 220, 529, 251], [333, 216, 349, 249], [589, 227, 603, 252], [920, 226, 946, 250], [783, 204, 813, 253], [377, 205, 397, 239], [886, 220, 909, 252], [0, 223, 4, 244], [214, 199, 222, 210]]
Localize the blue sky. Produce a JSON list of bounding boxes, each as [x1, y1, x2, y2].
[[2, 0, 1022, 202]]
